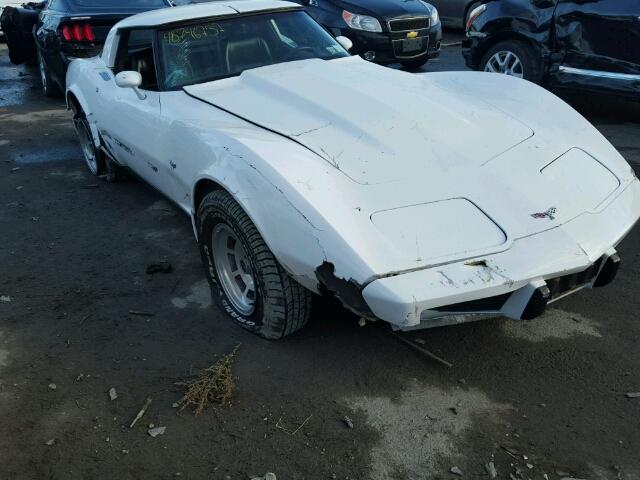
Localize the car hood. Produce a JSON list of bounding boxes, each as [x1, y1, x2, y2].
[[183, 57, 634, 274], [185, 56, 534, 186], [328, 0, 431, 18]]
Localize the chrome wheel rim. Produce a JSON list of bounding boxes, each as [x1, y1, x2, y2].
[[74, 118, 98, 174], [211, 224, 256, 316], [484, 50, 524, 78], [38, 53, 47, 91]]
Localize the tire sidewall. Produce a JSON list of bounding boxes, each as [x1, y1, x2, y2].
[[76, 116, 97, 175], [197, 201, 266, 334], [401, 58, 428, 70], [37, 50, 50, 96], [73, 109, 105, 176]]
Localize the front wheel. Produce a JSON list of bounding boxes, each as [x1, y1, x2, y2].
[[480, 40, 542, 84], [197, 189, 313, 339]]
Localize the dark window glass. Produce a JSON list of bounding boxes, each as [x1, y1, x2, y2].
[[69, 0, 166, 10], [115, 29, 158, 90], [158, 10, 349, 89]]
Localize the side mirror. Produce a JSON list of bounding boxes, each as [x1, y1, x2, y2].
[[336, 35, 353, 52], [115, 71, 146, 99], [115, 70, 142, 88]]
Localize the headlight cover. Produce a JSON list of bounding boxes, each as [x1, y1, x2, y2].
[[342, 10, 382, 33], [466, 3, 486, 30], [420, 1, 439, 25]]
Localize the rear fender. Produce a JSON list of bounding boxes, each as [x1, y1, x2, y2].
[[66, 81, 100, 148]]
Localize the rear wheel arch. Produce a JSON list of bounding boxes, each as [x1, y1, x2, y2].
[[66, 91, 81, 114], [66, 89, 101, 148]]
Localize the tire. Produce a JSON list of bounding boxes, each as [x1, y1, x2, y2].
[[401, 57, 428, 70], [8, 47, 22, 65], [480, 40, 542, 84], [197, 189, 313, 339], [71, 105, 106, 176], [37, 50, 60, 97]]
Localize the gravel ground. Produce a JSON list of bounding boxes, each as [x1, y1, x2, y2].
[[1, 34, 639, 480]]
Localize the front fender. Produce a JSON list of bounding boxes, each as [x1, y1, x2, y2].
[[466, 0, 556, 68], [427, 70, 635, 183]]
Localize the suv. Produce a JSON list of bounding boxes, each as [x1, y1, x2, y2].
[[462, 0, 640, 99]]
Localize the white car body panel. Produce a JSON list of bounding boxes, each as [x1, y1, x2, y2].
[[65, 1, 640, 329]]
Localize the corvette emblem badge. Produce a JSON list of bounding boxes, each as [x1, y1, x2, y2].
[[531, 207, 557, 220]]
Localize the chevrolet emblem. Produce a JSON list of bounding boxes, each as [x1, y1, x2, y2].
[[406, 31, 418, 39]]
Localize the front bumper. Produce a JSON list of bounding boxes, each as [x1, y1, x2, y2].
[[336, 25, 442, 64], [362, 178, 640, 329], [461, 36, 481, 70]]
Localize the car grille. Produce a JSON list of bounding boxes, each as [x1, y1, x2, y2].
[[388, 17, 429, 32], [432, 292, 512, 313], [546, 258, 603, 299], [432, 258, 604, 314]]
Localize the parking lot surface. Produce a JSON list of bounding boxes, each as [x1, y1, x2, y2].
[[1, 34, 640, 480]]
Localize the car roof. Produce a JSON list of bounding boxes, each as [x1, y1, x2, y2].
[[115, 0, 300, 29]]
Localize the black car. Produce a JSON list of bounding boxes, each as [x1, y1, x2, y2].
[[1, 0, 170, 96], [295, 0, 442, 68], [462, 0, 640, 99]]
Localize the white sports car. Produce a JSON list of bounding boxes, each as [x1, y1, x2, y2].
[[66, 0, 640, 339]]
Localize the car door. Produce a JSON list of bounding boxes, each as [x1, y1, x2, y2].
[[100, 29, 176, 198], [554, 0, 640, 75]]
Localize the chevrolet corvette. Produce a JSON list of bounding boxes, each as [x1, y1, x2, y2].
[[65, 0, 640, 338]]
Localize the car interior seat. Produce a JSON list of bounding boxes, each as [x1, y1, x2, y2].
[[133, 48, 158, 90], [225, 37, 272, 73]]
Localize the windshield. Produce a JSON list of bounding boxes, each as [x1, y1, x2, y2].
[[157, 10, 349, 89]]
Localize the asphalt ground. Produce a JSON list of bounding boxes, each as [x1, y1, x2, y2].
[[1, 32, 639, 480]]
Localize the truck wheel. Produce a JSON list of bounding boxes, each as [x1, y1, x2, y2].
[[480, 40, 542, 84], [37, 51, 60, 97], [72, 106, 106, 176], [197, 190, 313, 339]]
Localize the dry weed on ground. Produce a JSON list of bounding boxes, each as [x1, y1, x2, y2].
[[176, 344, 241, 415]]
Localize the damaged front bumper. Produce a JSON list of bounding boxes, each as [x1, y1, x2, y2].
[[360, 179, 640, 330]]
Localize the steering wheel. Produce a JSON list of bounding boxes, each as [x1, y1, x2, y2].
[[286, 47, 317, 61]]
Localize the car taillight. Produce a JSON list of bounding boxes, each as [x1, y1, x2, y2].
[[60, 23, 95, 42]]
